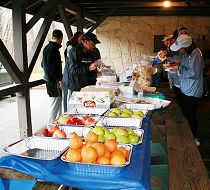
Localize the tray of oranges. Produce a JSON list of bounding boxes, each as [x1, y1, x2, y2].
[[61, 132, 132, 174]]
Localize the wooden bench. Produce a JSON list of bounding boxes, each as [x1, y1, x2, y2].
[[164, 99, 210, 189]]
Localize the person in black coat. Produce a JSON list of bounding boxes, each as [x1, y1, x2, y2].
[[62, 32, 101, 110], [41, 29, 63, 123]]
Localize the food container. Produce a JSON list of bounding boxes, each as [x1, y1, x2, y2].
[[52, 114, 100, 126], [65, 108, 108, 116], [104, 108, 148, 118], [119, 103, 155, 111], [93, 127, 144, 145], [34, 125, 92, 138], [96, 116, 142, 128], [3, 137, 69, 160], [61, 144, 132, 174]]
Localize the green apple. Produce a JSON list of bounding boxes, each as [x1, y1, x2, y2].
[[98, 135, 105, 143], [116, 128, 129, 136], [104, 132, 116, 140], [103, 127, 110, 135], [108, 111, 118, 117], [116, 135, 130, 144], [111, 128, 118, 135], [132, 113, 142, 118], [120, 112, 131, 118], [129, 134, 139, 144], [122, 108, 133, 115], [112, 108, 122, 115], [135, 111, 144, 117], [93, 126, 104, 136], [127, 129, 135, 135]]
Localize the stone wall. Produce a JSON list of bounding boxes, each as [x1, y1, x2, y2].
[[96, 16, 210, 74]]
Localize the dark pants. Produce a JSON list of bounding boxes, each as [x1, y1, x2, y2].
[[180, 93, 200, 138], [172, 86, 182, 107]]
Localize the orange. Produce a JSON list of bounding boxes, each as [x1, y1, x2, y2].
[[111, 150, 125, 158], [81, 146, 98, 163], [104, 139, 117, 153], [65, 149, 81, 162], [116, 147, 129, 160], [104, 150, 111, 158], [92, 143, 106, 157], [69, 136, 83, 150], [111, 154, 126, 166], [97, 156, 111, 165], [84, 132, 98, 143]]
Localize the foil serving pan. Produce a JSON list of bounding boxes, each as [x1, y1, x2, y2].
[[52, 114, 101, 126], [104, 108, 148, 118], [119, 103, 155, 111], [65, 108, 109, 116], [96, 116, 142, 128], [61, 144, 132, 174], [3, 137, 69, 160], [100, 127, 144, 145], [34, 125, 92, 138]]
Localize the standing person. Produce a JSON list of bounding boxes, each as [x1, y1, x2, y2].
[[63, 32, 84, 112], [41, 29, 63, 123], [170, 34, 205, 146], [63, 32, 101, 108]]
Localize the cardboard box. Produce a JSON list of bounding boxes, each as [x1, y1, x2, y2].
[[68, 91, 111, 109]]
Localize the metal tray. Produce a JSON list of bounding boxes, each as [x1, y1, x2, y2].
[[96, 116, 142, 128], [104, 108, 148, 118], [61, 144, 132, 174], [65, 108, 109, 116], [52, 114, 101, 126], [3, 137, 69, 160], [119, 103, 155, 111], [34, 125, 92, 138]]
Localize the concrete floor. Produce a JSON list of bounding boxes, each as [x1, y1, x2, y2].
[[0, 87, 50, 157]]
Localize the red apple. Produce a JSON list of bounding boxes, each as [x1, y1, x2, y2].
[[81, 115, 89, 121], [52, 129, 66, 138], [47, 125, 60, 136], [66, 119, 75, 125], [85, 117, 95, 125]]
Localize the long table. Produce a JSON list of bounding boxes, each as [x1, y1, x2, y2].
[[0, 116, 151, 190]]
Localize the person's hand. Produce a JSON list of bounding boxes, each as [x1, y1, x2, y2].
[[89, 62, 99, 71], [58, 81, 62, 89]]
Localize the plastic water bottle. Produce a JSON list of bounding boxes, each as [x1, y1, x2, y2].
[[138, 89, 143, 98]]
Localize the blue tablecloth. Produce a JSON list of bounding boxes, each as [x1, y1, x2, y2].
[[0, 116, 151, 190]]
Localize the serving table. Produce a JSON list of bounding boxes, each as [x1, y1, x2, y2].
[[0, 115, 151, 190]]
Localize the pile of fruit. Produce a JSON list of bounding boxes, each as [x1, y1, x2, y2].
[[53, 114, 95, 126], [92, 126, 140, 144], [64, 132, 130, 166], [107, 107, 144, 118]]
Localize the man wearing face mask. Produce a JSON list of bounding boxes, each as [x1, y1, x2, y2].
[[65, 32, 101, 93]]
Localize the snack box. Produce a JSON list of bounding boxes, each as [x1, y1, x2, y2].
[[61, 144, 132, 174], [3, 137, 69, 160], [34, 125, 92, 138]]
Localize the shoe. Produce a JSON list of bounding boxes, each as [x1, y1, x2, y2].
[[194, 138, 200, 146]]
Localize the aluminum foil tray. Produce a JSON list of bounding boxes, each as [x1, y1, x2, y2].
[[3, 137, 69, 160], [104, 108, 148, 118], [96, 116, 142, 128], [119, 103, 155, 111], [52, 115, 101, 126], [61, 144, 132, 174], [34, 125, 92, 138], [102, 127, 144, 145], [66, 108, 109, 116]]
